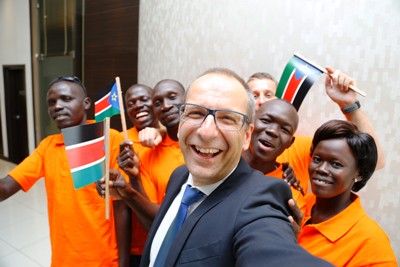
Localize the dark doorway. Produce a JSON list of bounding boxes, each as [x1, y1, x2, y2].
[[84, 0, 139, 131], [3, 65, 29, 164]]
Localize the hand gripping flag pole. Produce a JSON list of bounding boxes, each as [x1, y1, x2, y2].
[[294, 53, 366, 97], [276, 53, 366, 111]]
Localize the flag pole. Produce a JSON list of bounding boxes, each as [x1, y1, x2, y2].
[[104, 117, 111, 219], [115, 77, 129, 141], [294, 53, 366, 97]]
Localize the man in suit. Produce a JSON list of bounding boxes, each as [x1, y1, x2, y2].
[[139, 68, 332, 266]]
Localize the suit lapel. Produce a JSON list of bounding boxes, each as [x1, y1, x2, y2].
[[165, 158, 253, 265], [141, 166, 189, 266]]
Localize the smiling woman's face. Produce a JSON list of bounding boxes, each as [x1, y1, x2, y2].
[[308, 138, 359, 199]]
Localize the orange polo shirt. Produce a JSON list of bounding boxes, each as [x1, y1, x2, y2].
[[277, 135, 312, 194], [8, 128, 123, 267], [127, 126, 153, 159], [139, 134, 184, 204], [298, 193, 398, 267], [267, 164, 305, 210], [125, 127, 152, 255]]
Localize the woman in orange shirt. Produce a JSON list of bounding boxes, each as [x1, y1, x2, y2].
[[298, 120, 397, 266]]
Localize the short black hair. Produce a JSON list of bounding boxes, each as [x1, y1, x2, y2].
[[310, 120, 378, 192], [49, 76, 87, 95]]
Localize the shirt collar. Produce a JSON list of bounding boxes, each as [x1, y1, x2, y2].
[[310, 194, 366, 242], [187, 165, 237, 196], [55, 133, 65, 145]]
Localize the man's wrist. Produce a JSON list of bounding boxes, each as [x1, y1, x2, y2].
[[341, 100, 361, 114]]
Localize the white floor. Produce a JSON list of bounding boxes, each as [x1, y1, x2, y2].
[[0, 159, 51, 267]]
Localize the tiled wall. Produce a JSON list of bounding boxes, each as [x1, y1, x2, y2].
[[138, 0, 400, 258]]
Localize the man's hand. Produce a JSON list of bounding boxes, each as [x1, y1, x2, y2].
[[325, 66, 357, 108], [118, 141, 140, 178], [288, 198, 303, 239], [138, 127, 165, 148], [282, 162, 304, 196], [96, 169, 129, 200]]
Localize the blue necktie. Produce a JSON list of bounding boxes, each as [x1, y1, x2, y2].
[[154, 185, 205, 267]]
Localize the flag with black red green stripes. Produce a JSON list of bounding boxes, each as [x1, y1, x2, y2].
[[275, 55, 324, 111], [62, 122, 105, 189]]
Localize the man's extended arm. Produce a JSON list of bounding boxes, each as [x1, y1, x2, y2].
[[0, 176, 22, 202]]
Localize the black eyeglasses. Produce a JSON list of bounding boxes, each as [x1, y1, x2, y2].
[[49, 76, 87, 94], [177, 103, 250, 131]]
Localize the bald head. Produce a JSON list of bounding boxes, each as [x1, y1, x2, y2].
[[187, 68, 255, 123], [256, 99, 299, 132], [153, 79, 185, 96]]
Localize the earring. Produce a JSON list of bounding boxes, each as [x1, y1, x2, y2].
[[354, 178, 358, 182]]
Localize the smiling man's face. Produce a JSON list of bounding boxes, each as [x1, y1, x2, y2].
[[249, 99, 298, 162], [178, 73, 253, 186], [125, 85, 156, 131], [152, 80, 184, 129]]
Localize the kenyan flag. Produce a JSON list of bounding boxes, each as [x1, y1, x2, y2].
[[275, 55, 324, 111], [62, 122, 105, 189]]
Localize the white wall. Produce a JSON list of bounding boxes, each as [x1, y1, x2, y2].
[[138, 0, 400, 258], [0, 0, 35, 155], [1, 0, 398, 259]]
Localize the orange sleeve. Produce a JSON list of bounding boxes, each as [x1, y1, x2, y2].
[[8, 137, 50, 191]]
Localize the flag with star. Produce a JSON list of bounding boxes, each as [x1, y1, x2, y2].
[[95, 82, 121, 122], [275, 54, 324, 111]]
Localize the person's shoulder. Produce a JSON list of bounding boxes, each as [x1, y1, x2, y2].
[[39, 133, 63, 146], [237, 167, 292, 200], [349, 214, 397, 263], [292, 135, 312, 147], [250, 168, 288, 186], [237, 159, 289, 186], [170, 164, 188, 177], [355, 212, 391, 238]]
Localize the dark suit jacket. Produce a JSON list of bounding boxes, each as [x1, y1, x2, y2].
[[140, 158, 332, 267]]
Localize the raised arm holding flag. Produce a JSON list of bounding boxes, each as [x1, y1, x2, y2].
[[275, 54, 366, 111]]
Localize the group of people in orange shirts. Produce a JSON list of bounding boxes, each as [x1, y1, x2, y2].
[[0, 67, 397, 266]]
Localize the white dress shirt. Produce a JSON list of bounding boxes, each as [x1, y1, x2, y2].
[[149, 168, 235, 267]]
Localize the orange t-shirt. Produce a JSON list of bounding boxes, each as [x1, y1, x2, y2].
[[139, 134, 184, 204], [8, 129, 123, 267], [298, 194, 398, 267], [124, 127, 152, 255], [277, 135, 312, 194], [127, 126, 153, 159], [267, 164, 305, 210]]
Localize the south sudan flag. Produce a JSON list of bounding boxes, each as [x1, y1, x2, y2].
[[275, 55, 324, 111], [62, 122, 105, 189], [95, 82, 121, 122]]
